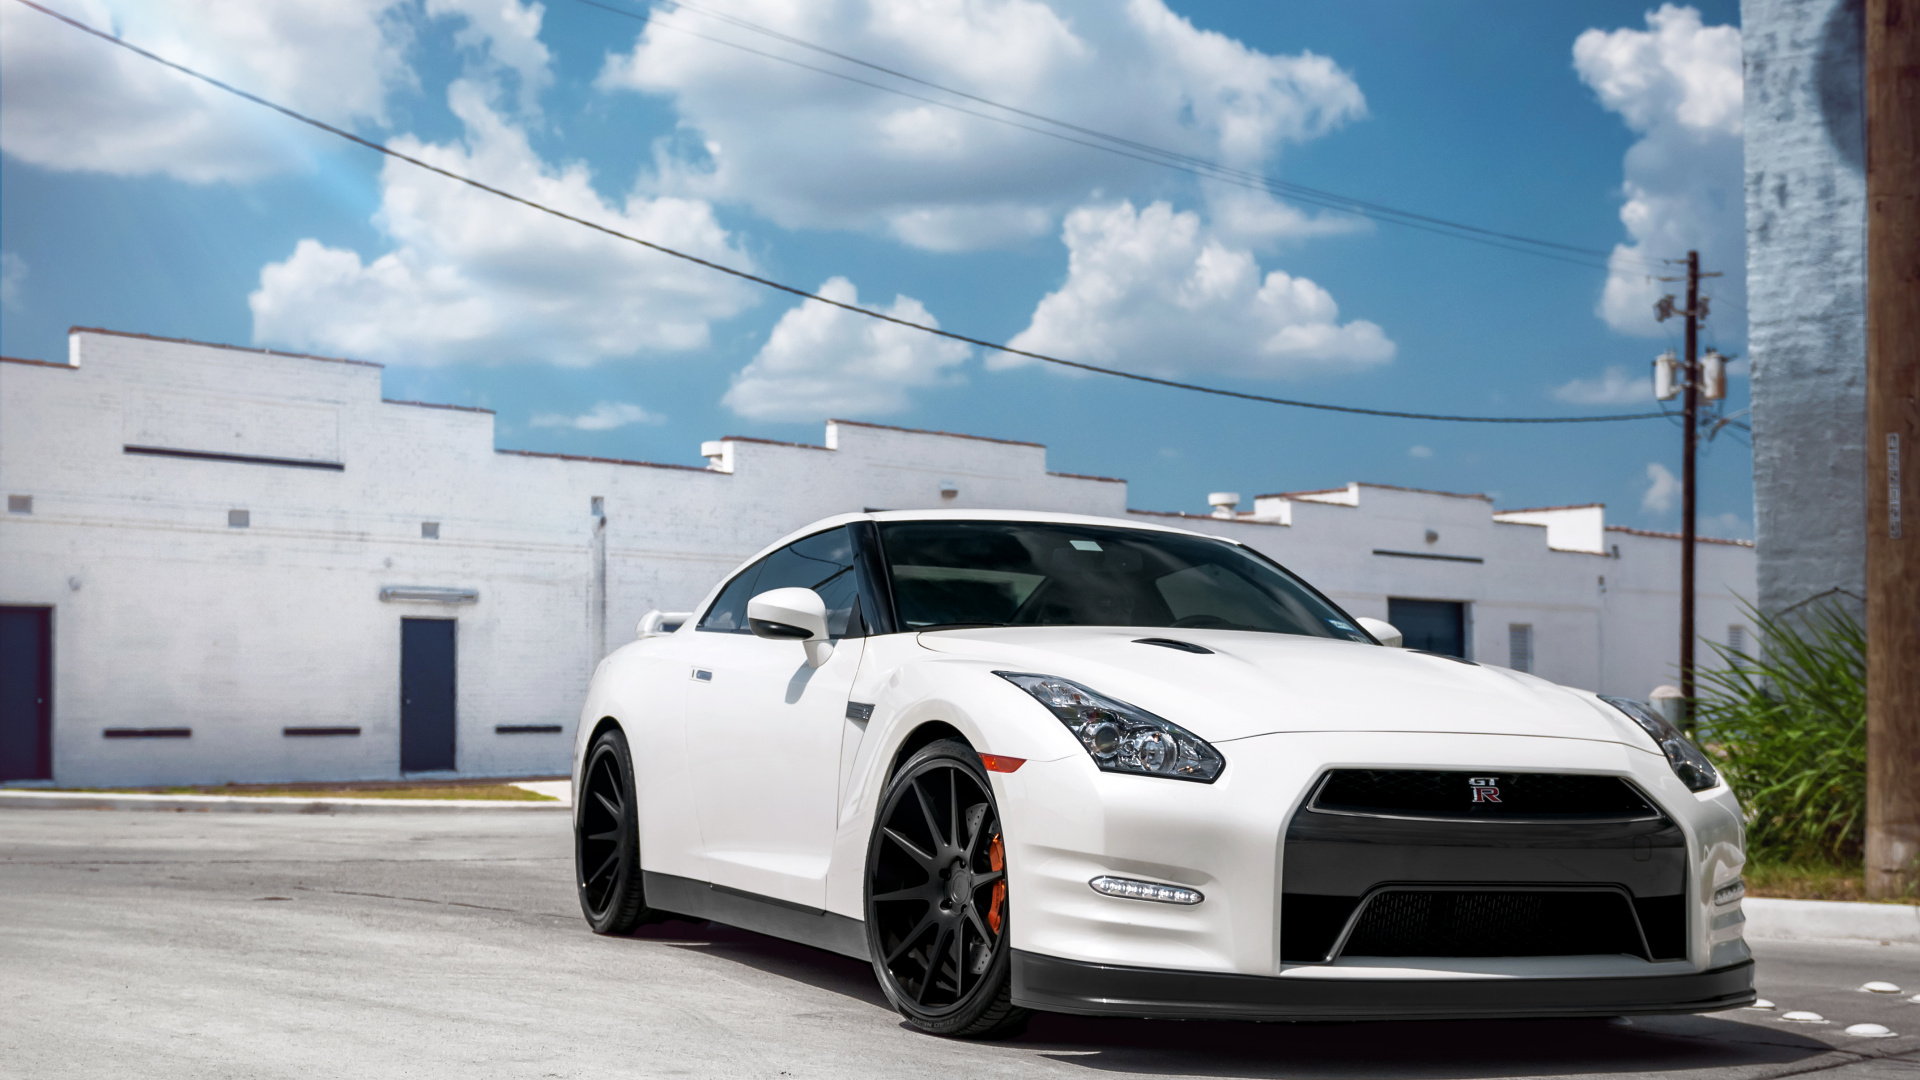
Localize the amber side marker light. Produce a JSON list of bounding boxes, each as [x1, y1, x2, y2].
[[979, 753, 1026, 773]]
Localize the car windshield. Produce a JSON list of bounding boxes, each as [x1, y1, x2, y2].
[[877, 520, 1369, 640]]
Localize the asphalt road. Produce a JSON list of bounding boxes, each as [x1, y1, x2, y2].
[[2, 808, 1916, 1080]]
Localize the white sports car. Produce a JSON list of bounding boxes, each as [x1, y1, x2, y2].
[[572, 510, 1754, 1037]]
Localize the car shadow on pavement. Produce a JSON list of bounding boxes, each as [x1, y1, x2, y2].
[[1012, 1012, 1836, 1079], [607, 919, 1838, 1078], [623, 916, 894, 1010]]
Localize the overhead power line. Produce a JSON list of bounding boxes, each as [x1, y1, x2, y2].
[[576, 0, 1665, 274], [15, 0, 1667, 425]]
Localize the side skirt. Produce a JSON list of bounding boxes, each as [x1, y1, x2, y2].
[[643, 871, 871, 962]]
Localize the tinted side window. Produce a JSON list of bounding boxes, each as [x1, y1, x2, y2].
[[697, 559, 764, 633], [753, 527, 863, 638], [696, 528, 865, 637]]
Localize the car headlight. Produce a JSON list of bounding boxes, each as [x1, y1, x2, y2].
[[1600, 695, 1720, 792], [995, 672, 1224, 782]]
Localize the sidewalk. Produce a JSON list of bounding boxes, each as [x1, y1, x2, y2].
[[0, 783, 571, 814], [1744, 896, 1920, 946]]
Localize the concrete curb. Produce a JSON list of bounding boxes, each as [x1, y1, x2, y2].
[[1744, 897, 1920, 945], [0, 790, 568, 814]]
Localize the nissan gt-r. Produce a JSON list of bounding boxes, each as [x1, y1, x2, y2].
[[571, 510, 1752, 1037]]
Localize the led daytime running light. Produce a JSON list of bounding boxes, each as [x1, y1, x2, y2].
[[1089, 876, 1204, 905], [1713, 879, 1745, 906], [994, 672, 1224, 782]]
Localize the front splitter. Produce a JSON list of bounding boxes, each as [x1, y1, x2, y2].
[[1011, 952, 1755, 1021]]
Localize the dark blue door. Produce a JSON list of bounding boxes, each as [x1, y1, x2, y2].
[[1388, 598, 1467, 658], [0, 607, 53, 782], [401, 618, 456, 772]]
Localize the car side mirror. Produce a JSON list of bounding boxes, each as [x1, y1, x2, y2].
[[636, 610, 691, 639], [748, 587, 834, 666], [1357, 617, 1403, 648]]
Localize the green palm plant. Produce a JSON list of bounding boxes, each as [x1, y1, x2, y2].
[[1694, 600, 1866, 866]]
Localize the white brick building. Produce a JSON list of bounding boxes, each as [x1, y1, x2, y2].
[[0, 329, 1754, 787]]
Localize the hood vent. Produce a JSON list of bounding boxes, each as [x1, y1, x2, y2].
[[1133, 637, 1213, 654], [1409, 649, 1478, 666]]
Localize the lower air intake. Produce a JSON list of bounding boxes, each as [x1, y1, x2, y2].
[[1340, 888, 1649, 959]]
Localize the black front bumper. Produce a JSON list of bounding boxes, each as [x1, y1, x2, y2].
[[1011, 951, 1756, 1022]]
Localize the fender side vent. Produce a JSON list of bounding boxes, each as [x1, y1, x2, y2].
[[1134, 638, 1213, 654]]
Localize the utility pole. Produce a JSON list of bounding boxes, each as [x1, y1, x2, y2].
[[1655, 251, 1720, 732], [1864, 0, 1919, 902], [1681, 251, 1701, 727]]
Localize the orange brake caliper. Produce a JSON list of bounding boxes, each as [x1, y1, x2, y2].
[[987, 834, 1007, 934]]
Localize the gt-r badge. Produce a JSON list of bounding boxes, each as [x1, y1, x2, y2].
[[1469, 776, 1501, 802]]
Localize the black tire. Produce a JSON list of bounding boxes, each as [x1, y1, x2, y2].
[[864, 738, 1030, 1039], [576, 726, 653, 934]]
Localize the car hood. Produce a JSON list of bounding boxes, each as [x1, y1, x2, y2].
[[915, 626, 1638, 746]]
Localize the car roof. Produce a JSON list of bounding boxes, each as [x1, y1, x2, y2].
[[735, 508, 1223, 585], [802, 507, 1211, 542]]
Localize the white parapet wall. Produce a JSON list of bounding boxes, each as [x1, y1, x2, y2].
[[0, 329, 1754, 786]]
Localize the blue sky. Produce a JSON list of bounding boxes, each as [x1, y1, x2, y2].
[[0, 0, 1751, 535]]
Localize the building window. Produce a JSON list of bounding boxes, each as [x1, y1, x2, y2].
[[1508, 624, 1533, 673], [421, 521, 440, 539], [7, 495, 30, 514], [1727, 624, 1747, 665], [590, 496, 604, 517], [228, 509, 250, 528]]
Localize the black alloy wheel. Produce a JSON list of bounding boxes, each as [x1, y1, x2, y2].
[[576, 726, 652, 934], [865, 739, 1029, 1038]]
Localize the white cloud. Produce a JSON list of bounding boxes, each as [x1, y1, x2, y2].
[[1574, 5, 1745, 336], [1000, 200, 1393, 378], [723, 277, 969, 420], [1642, 462, 1681, 513], [249, 81, 758, 366], [1408, 445, 1433, 459], [0, 252, 25, 310], [598, 0, 1365, 250], [530, 401, 664, 430], [1702, 511, 1750, 539], [0, 0, 409, 183], [0, 0, 554, 183], [423, 0, 553, 113], [1553, 364, 1653, 404]]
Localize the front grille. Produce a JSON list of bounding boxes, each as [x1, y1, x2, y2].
[[1340, 888, 1648, 959], [1311, 769, 1657, 820]]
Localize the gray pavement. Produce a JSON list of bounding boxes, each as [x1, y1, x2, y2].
[[2, 808, 1916, 1080]]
